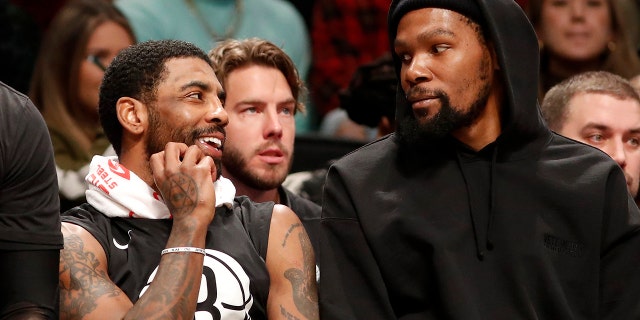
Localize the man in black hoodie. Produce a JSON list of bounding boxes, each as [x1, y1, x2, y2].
[[318, 0, 640, 319]]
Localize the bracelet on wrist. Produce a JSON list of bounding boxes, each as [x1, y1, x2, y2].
[[161, 247, 206, 256]]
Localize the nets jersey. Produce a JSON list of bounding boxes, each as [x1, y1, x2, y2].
[[62, 196, 272, 319]]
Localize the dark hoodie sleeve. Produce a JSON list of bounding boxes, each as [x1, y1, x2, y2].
[[599, 167, 640, 319], [319, 164, 396, 320]]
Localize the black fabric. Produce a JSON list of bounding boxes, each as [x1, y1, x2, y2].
[[0, 250, 60, 320], [389, 0, 485, 43], [319, 0, 640, 319], [0, 80, 62, 250], [62, 196, 273, 319]]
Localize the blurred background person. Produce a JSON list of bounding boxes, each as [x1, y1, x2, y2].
[[29, 0, 135, 211], [114, 0, 316, 133], [526, 0, 640, 99], [308, 0, 389, 131], [319, 53, 397, 143], [541, 71, 640, 199]]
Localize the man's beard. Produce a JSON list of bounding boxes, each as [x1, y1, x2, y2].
[[222, 142, 291, 190], [397, 84, 491, 150], [146, 107, 224, 179]]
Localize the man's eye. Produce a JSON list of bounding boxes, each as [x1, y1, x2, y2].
[[432, 45, 448, 54], [280, 106, 294, 115], [398, 53, 411, 63], [588, 134, 604, 142], [187, 92, 202, 99], [628, 138, 640, 147]]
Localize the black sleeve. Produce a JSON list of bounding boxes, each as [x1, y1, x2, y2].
[[599, 166, 640, 319], [0, 81, 62, 250], [319, 164, 396, 319], [234, 196, 274, 260]]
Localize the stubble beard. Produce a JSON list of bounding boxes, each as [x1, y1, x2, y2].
[[146, 107, 223, 179], [222, 143, 291, 191]]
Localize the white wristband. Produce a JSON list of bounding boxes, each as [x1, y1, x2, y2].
[[161, 247, 206, 256]]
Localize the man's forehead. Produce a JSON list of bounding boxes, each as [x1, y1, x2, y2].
[[161, 57, 221, 88]]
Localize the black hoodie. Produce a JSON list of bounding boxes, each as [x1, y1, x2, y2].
[[318, 0, 640, 319]]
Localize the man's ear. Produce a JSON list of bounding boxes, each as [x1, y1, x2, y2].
[[116, 97, 148, 135], [489, 42, 500, 71]]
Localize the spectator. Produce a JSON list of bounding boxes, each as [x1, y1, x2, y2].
[[526, 0, 640, 99], [319, 0, 640, 318], [541, 71, 640, 199], [0, 81, 62, 319], [29, 0, 135, 211]]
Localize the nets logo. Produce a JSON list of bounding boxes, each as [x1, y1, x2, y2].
[[140, 249, 253, 319]]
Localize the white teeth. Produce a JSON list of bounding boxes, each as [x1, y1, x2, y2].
[[199, 137, 222, 148]]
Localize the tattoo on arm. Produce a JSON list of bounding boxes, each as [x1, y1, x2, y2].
[[126, 253, 198, 319], [280, 305, 301, 320], [162, 173, 197, 217], [281, 223, 302, 247], [284, 230, 319, 319], [59, 233, 122, 319]]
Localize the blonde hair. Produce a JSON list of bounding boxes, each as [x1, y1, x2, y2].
[[208, 38, 306, 114]]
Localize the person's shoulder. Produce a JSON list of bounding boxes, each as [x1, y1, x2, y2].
[[270, 203, 302, 229], [234, 195, 275, 214], [232, 195, 276, 230], [333, 134, 398, 169], [0, 81, 37, 119], [281, 187, 321, 216], [62, 203, 109, 225], [546, 132, 616, 163]]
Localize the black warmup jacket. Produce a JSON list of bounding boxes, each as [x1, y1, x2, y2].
[[318, 0, 640, 319]]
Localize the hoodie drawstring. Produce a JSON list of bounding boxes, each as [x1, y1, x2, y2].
[[486, 147, 498, 252], [456, 152, 485, 260], [456, 146, 498, 261]]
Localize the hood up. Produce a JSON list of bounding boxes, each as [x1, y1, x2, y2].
[[388, 0, 549, 159]]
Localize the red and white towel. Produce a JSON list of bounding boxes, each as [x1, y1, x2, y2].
[[85, 156, 235, 219]]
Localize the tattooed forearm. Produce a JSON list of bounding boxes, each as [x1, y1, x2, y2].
[[161, 173, 198, 217], [284, 231, 319, 319], [281, 223, 302, 247], [59, 234, 122, 319], [127, 253, 200, 319], [280, 305, 301, 320]]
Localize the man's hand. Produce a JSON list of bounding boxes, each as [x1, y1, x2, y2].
[[150, 142, 217, 226]]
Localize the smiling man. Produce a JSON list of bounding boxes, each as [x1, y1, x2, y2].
[[58, 40, 317, 320], [542, 71, 640, 198]]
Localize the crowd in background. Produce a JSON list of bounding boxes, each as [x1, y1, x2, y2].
[[1, 0, 640, 318], [1, 0, 640, 211]]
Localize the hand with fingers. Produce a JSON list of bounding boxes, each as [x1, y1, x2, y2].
[[150, 142, 217, 228]]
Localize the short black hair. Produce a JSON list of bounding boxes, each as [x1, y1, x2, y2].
[[99, 39, 212, 156]]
